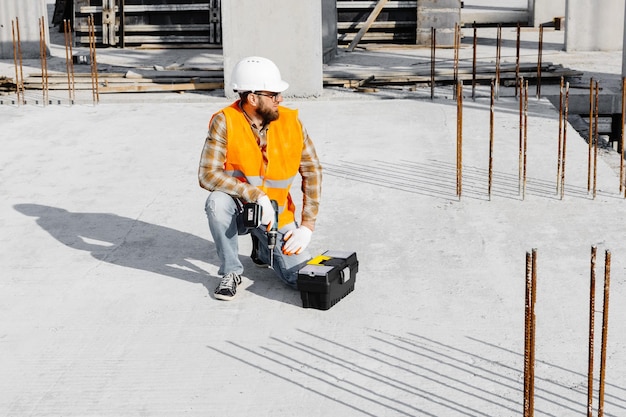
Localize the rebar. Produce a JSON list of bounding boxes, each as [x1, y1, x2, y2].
[[593, 81, 599, 199], [557, 77, 564, 195], [472, 23, 477, 100], [519, 76, 524, 195], [63, 19, 75, 103], [621, 77, 625, 195], [587, 246, 597, 417], [489, 79, 494, 199], [431, 27, 436, 100], [515, 24, 521, 98], [588, 78, 594, 192], [524, 248, 537, 417], [561, 82, 570, 200], [457, 81, 463, 198], [89, 15, 100, 104], [523, 80, 529, 199], [598, 249, 611, 417], [454, 23, 459, 99], [537, 25, 543, 99], [11, 19, 23, 105], [39, 16, 49, 106], [495, 24, 501, 99]]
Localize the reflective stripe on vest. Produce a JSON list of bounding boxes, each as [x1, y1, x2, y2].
[[222, 102, 304, 228]]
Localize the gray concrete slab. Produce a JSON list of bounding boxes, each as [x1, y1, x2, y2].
[[2, 8, 626, 417]]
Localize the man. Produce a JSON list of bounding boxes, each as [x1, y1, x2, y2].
[[198, 56, 322, 301]]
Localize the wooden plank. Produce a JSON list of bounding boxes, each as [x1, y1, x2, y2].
[[337, 1, 416, 9], [99, 81, 222, 93], [347, 0, 390, 52]]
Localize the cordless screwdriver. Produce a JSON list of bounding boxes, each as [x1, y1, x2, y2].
[[267, 199, 279, 268]]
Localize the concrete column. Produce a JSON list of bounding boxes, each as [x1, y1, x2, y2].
[[0, 0, 49, 59], [221, 0, 323, 99], [417, 0, 461, 46], [565, 0, 624, 51], [531, 0, 565, 27]]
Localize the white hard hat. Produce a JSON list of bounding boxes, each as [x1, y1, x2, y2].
[[231, 56, 289, 93]]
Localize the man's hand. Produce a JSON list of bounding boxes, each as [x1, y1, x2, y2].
[[282, 226, 312, 255], [257, 195, 275, 229]]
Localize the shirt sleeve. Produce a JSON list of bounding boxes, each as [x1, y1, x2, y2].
[[198, 112, 264, 203], [299, 124, 323, 228]]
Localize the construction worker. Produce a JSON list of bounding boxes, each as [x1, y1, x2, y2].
[[198, 56, 323, 301]]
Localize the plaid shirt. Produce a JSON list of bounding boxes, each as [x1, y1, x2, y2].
[[198, 105, 322, 228]]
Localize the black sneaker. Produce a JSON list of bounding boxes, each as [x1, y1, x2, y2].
[[251, 234, 269, 268], [214, 272, 242, 301]]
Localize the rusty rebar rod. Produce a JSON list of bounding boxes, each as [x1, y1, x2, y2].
[[557, 77, 564, 195], [457, 81, 463, 198], [523, 248, 537, 417], [89, 14, 100, 104], [523, 251, 532, 417], [537, 25, 543, 99], [621, 77, 625, 195], [598, 249, 611, 417], [593, 81, 599, 199], [489, 79, 494, 199], [587, 245, 597, 417], [11, 19, 23, 105], [495, 24, 501, 100], [39, 16, 49, 106], [454, 23, 459, 99], [519, 76, 524, 195], [430, 27, 435, 99], [472, 23, 477, 100], [16, 17, 25, 104], [515, 24, 521, 98], [63, 19, 76, 103], [587, 78, 594, 192], [561, 82, 570, 200], [523, 80, 529, 200]]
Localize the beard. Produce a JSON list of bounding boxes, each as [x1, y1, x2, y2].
[[257, 100, 280, 125]]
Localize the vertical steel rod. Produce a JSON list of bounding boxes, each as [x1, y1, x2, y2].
[[90, 15, 100, 104], [63, 19, 75, 103], [587, 245, 597, 417], [39, 16, 49, 106], [588, 78, 594, 192], [430, 27, 435, 99], [495, 24, 501, 99], [472, 23, 477, 100], [515, 23, 521, 98], [11, 19, 23, 105], [454, 23, 459, 99], [489, 79, 494, 199], [529, 248, 537, 417], [456, 81, 463, 200], [557, 77, 564, 195], [598, 249, 611, 417], [523, 80, 529, 200], [561, 82, 570, 200], [523, 250, 532, 417], [519, 76, 524, 195], [593, 81, 599, 199], [621, 76, 625, 195], [537, 25, 543, 99], [16, 17, 25, 104]]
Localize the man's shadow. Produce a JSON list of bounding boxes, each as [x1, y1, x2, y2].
[[14, 204, 298, 304], [14, 203, 223, 294]]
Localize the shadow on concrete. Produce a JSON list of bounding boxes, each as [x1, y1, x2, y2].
[[13, 203, 299, 304]]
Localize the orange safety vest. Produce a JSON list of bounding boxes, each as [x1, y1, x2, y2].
[[221, 102, 304, 228]]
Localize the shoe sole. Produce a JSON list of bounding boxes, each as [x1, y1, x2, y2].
[[215, 292, 236, 301]]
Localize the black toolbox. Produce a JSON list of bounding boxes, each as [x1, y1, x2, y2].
[[297, 250, 358, 310]]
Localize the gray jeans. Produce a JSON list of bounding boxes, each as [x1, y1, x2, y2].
[[204, 191, 311, 288]]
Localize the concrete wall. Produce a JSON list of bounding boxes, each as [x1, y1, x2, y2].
[[565, 0, 624, 51], [530, 0, 565, 27], [221, 0, 324, 99], [321, 0, 338, 63], [417, 0, 461, 46], [0, 0, 49, 59]]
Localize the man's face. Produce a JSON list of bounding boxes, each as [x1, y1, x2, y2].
[[255, 91, 282, 124]]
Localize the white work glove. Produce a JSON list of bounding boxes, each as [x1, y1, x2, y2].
[[282, 226, 312, 255], [257, 195, 275, 229]]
